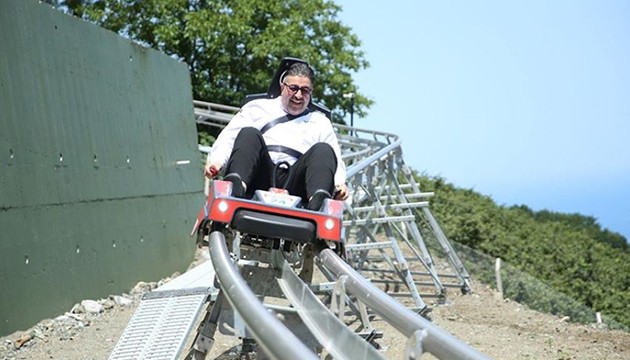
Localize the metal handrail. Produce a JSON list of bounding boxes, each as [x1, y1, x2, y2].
[[345, 138, 402, 179]]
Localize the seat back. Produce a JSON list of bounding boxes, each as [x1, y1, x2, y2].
[[242, 57, 332, 119]]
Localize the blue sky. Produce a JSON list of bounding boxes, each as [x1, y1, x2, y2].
[[336, 1, 630, 240]]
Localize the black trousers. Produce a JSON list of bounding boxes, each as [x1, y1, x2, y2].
[[223, 127, 337, 203]]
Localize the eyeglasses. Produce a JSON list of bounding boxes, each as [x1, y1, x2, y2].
[[283, 83, 312, 96]]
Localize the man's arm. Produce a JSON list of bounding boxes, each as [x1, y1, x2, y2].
[[204, 105, 257, 178]]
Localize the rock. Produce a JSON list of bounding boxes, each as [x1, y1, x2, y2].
[[81, 300, 103, 314], [14, 332, 32, 349], [101, 298, 116, 310], [71, 303, 86, 314], [64, 312, 84, 322], [131, 281, 155, 296], [31, 328, 45, 340], [112, 295, 133, 306], [40, 319, 55, 330], [55, 314, 71, 321]]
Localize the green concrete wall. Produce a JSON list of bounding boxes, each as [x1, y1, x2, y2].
[[0, 0, 204, 335]]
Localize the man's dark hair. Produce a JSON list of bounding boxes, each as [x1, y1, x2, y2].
[[283, 62, 315, 84]]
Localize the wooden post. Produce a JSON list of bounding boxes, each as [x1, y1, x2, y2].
[[495, 258, 503, 299]]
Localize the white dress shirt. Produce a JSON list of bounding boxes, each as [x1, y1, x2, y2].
[[209, 97, 346, 186]]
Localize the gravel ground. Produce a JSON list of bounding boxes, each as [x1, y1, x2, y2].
[[1, 246, 628, 360]]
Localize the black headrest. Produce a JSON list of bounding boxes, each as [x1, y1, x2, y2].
[[265, 57, 308, 97], [242, 57, 331, 119]]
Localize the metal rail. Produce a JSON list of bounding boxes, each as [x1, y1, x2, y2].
[[317, 246, 491, 360], [208, 232, 318, 360], [276, 259, 386, 360]]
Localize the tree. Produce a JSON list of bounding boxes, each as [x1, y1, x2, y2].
[[57, 0, 372, 123]]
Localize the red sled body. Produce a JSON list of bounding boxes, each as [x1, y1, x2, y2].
[[192, 180, 344, 243]]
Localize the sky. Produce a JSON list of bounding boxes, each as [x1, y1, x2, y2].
[[336, 1, 630, 240]]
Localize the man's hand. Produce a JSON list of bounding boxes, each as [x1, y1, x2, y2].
[[334, 184, 349, 201], [204, 162, 222, 178]]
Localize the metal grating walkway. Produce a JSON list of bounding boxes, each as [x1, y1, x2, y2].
[[109, 261, 217, 360]]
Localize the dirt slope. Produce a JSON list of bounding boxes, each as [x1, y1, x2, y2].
[[1, 247, 628, 360]]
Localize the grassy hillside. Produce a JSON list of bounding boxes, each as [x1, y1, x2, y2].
[[414, 172, 630, 329]]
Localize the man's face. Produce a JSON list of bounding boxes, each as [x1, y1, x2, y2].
[[280, 75, 312, 115]]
